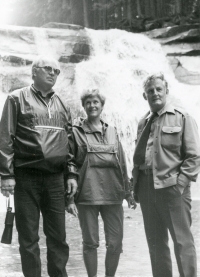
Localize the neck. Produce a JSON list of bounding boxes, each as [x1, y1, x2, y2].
[[33, 83, 53, 97], [87, 117, 101, 127]]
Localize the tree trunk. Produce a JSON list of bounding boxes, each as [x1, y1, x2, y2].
[[175, 0, 182, 14], [127, 0, 133, 21], [83, 0, 89, 27], [136, 0, 143, 17], [123, 0, 128, 19], [144, 0, 151, 17], [116, 0, 122, 22], [131, 0, 138, 18], [102, 0, 107, 29]]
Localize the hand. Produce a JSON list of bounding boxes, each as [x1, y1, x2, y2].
[[176, 183, 185, 195], [66, 178, 78, 198], [1, 178, 16, 197], [126, 192, 137, 210], [66, 203, 78, 217]]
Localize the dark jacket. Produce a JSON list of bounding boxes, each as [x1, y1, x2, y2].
[[0, 86, 77, 179], [70, 118, 130, 205]]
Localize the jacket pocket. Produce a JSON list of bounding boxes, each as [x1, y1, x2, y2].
[[161, 126, 182, 149], [88, 152, 119, 168]]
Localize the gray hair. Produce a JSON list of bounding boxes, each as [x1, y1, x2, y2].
[[81, 89, 106, 107], [143, 73, 168, 91], [31, 56, 60, 79]]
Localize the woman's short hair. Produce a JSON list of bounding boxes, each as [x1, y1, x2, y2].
[[143, 73, 168, 91], [81, 89, 106, 107]]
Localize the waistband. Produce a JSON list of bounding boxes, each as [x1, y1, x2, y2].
[[139, 168, 153, 175]]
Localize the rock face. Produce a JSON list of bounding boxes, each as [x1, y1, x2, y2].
[[0, 23, 199, 95], [144, 24, 200, 85], [0, 24, 90, 93]]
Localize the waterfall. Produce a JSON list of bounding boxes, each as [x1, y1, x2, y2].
[[0, 26, 200, 175], [75, 28, 200, 174]]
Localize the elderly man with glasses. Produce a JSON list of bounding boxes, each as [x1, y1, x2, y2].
[[131, 73, 200, 277], [0, 56, 78, 277]]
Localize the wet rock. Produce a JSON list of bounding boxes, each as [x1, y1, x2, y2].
[[144, 23, 200, 85], [162, 29, 200, 44], [42, 22, 84, 30], [0, 73, 30, 93], [0, 24, 90, 93], [168, 57, 200, 85], [1, 55, 32, 66], [146, 24, 200, 39]]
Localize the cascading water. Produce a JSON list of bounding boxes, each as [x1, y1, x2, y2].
[[75, 28, 200, 174], [0, 27, 200, 207]]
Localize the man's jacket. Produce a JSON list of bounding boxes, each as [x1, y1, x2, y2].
[[0, 86, 77, 179], [69, 118, 130, 205], [132, 103, 200, 192]]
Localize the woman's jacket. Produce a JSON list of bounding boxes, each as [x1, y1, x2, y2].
[[69, 118, 130, 205]]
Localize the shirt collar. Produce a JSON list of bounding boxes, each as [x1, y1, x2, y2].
[[31, 84, 55, 99], [145, 101, 176, 119]]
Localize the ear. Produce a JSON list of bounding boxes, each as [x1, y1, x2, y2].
[[32, 67, 37, 77], [166, 88, 169, 95], [143, 92, 147, 100]]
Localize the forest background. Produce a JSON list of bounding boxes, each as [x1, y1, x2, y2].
[[3, 0, 200, 31]]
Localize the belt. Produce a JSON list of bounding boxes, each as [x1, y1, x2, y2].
[[139, 168, 153, 175]]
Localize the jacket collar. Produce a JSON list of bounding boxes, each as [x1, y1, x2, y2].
[[74, 117, 108, 133], [31, 84, 55, 99], [145, 102, 176, 119]]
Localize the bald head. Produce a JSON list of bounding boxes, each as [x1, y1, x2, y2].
[[32, 56, 60, 92], [32, 56, 60, 78]]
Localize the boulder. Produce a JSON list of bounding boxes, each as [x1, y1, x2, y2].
[[42, 22, 84, 30], [0, 24, 90, 93]]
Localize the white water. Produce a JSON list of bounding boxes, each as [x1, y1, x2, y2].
[[75, 28, 200, 174], [0, 28, 200, 211]]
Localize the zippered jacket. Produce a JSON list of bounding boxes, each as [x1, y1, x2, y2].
[[132, 103, 200, 193], [69, 118, 130, 205], [0, 86, 77, 179]]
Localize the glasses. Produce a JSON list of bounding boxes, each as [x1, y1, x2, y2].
[[36, 66, 60, 76]]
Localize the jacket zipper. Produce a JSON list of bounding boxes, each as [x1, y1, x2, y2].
[[47, 102, 52, 119]]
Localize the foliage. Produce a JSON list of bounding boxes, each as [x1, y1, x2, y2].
[[5, 0, 200, 31]]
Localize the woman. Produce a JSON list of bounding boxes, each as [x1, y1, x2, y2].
[[67, 89, 134, 277]]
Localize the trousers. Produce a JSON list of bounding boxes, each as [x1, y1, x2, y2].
[[77, 204, 123, 277], [14, 168, 69, 277], [137, 172, 197, 277]]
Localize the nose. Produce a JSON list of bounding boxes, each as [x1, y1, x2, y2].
[[152, 89, 158, 95], [49, 68, 55, 75]]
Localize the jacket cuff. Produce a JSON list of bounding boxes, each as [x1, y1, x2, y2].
[[177, 173, 191, 188], [67, 173, 78, 181], [1, 176, 15, 180]]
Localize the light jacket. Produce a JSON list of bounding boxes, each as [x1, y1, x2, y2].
[[132, 103, 200, 192], [69, 118, 130, 205], [0, 86, 77, 179]]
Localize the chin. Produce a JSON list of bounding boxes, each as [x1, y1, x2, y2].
[[151, 103, 163, 112]]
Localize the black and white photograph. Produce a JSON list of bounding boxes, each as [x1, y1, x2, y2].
[[0, 1, 200, 277]]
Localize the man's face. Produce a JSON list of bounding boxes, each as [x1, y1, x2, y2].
[[33, 59, 60, 90], [143, 78, 169, 112]]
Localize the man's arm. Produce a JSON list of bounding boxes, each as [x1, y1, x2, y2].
[[65, 108, 78, 197], [178, 114, 200, 188], [0, 96, 18, 197], [0, 96, 18, 178]]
